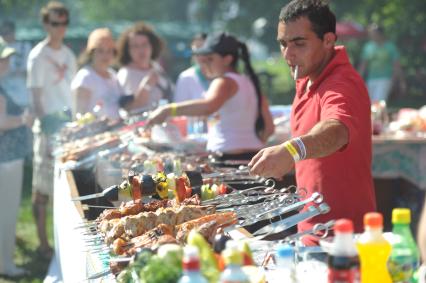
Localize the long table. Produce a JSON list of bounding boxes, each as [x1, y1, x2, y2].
[[47, 165, 115, 282], [373, 135, 426, 190]]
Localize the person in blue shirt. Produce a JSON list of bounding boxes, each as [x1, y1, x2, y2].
[[358, 23, 406, 103]]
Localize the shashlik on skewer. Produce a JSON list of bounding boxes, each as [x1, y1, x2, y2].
[[71, 170, 206, 203], [96, 194, 200, 225], [111, 211, 237, 256], [101, 205, 215, 245]]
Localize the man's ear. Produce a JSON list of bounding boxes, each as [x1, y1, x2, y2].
[[323, 32, 336, 48]]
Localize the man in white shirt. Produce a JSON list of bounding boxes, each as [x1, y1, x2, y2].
[[27, 1, 76, 259]]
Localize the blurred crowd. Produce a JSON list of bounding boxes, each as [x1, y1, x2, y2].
[[0, 1, 275, 277]]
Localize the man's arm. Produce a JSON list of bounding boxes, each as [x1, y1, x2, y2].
[[248, 119, 348, 178], [392, 60, 407, 95], [30, 87, 44, 119], [301, 119, 349, 159]]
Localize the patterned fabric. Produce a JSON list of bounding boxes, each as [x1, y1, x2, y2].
[[373, 139, 426, 190]]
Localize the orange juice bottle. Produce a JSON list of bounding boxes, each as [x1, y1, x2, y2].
[[356, 212, 392, 283]]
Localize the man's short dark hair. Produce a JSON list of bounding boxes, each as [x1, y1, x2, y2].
[[40, 1, 69, 24], [279, 0, 336, 39]]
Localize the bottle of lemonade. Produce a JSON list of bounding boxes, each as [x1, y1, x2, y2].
[[356, 212, 392, 283], [388, 208, 420, 283]]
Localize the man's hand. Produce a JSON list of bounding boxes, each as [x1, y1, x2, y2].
[[248, 143, 295, 179], [145, 106, 170, 128]]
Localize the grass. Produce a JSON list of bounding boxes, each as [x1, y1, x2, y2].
[[0, 158, 53, 283]]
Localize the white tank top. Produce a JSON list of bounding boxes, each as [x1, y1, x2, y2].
[[207, 72, 264, 153]]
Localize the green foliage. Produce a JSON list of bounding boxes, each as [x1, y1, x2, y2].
[[1, 0, 425, 106]]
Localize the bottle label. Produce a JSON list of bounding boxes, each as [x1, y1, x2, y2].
[[388, 256, 418, 282], [328, 267, 360, 283]]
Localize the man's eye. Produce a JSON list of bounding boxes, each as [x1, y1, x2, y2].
[[295, 42, 305, 47]]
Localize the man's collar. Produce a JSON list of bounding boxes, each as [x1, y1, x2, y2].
[[296, 46, 349, 96]]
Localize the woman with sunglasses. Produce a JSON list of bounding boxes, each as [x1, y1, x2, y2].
[[116, 21, 174, 112], [71, 28, 123, 119], [147, 32, 274, 160]]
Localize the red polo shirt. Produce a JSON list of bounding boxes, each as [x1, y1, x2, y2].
[[291, 46, 376, 244]]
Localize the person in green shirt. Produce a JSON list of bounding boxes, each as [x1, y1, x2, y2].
[[358, 24, 406, 103]]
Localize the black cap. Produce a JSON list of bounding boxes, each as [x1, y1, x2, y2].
[[192, 32, 239, 55]]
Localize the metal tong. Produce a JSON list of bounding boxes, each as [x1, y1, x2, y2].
[[202, 178, 278, 206], [251, 203, 331, 239], [236, 192, 323, 227], [283, 219, 335, 243]]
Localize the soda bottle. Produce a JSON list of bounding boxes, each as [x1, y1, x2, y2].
[[356, 212, 392, 283], [178, 245, 208, 283], [327, 219, 360, 283], [219, 240, 249, 283], [388, 208, 420, 283]]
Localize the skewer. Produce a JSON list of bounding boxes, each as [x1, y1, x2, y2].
[[82, 204, 117, 209], [109, 256, 134, 263]]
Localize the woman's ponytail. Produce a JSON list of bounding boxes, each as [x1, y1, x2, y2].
[[238, 42, 265, 139]]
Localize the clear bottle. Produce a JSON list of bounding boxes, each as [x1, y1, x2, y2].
[[219, 240, 250, 283], [178, 246, 208, 283], [275, 244, 296, 282], [356, 212, 392, 283], [327, 219, 360, 283], [388, 208, 420, 283]]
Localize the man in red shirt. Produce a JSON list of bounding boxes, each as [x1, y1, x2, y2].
[[249, 0, 376, 244]]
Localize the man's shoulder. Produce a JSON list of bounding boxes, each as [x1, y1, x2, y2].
[[319, 62, 367, 97], [28, 41, 48, 60]]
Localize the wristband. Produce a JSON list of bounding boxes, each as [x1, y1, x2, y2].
[[283, 140, 300, 162], [293, 137, 307, 160], [170, 103, 178, 117]]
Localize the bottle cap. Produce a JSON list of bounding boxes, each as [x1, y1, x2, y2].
[[334, 218, 354, 233], [364, 212, 383, 228], [222, 240, 243, 265], [392, 208, 411, 224], [276, 244, 294, 258], [182, 245, 200, 271]]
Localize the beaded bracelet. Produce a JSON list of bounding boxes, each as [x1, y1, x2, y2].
[[293, 137, 307, 160]]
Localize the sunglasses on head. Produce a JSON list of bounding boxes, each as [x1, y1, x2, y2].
[[49, 20, 69, 27]]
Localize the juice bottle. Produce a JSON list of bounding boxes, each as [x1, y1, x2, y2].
[[388, 208, 420, 283], [356, 212, 392, 283]]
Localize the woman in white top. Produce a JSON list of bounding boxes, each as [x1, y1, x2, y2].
[[116, 22, 173, 111], [147, 32, 274, 160], [71, 28, 122, 119]]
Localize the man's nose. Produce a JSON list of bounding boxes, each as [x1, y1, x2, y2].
[[281, 45, 294, 61]]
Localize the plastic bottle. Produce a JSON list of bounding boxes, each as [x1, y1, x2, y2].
[[327, 219, 360, 283], [274, 244, 296, 282], [178, 245, 208, 283], [219, 240, 250, 283], [388, 208, 420, 283], [356, 212, 392, 283]]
